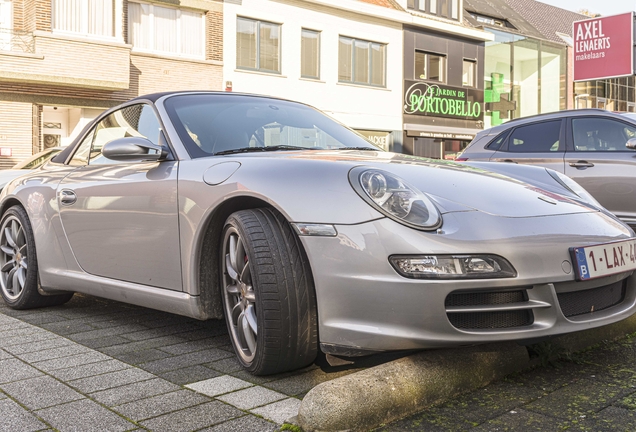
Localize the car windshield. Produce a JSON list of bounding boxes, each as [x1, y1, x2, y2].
[[163, 94, 379, 158], [12, 148, 61, 170]]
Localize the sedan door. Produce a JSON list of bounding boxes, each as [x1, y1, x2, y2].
[[565, 117, 636, 223], [57, 103, 182, 291], [490, 119, 566, 172]]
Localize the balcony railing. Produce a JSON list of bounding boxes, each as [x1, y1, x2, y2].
[[0, 28, 35, 54]]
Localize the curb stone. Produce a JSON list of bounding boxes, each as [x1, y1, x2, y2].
[[297, 313, 636, 432]]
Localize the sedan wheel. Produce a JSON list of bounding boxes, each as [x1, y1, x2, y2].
[[221, 208, 318, 375], [0, 206, 73, 309]]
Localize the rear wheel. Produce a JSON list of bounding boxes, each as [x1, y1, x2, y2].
[[220, 208, 318, 375], [0, 206, 73, 309]]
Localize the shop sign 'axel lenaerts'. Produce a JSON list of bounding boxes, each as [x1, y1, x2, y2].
[[404, 81, 484, 121]]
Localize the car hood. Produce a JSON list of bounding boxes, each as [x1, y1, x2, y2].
[[237, 150, 594, 218]]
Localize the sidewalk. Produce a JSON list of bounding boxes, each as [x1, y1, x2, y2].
[[0, 294, 363, 431], [379, 335, 636, 431]]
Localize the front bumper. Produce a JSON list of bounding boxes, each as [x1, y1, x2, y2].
[[300, 210, 636, 353]]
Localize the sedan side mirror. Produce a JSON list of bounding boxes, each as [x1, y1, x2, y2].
[[102, 137, 167, 162], [627, 138, 636, 150]]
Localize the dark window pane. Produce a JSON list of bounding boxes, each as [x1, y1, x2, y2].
[[259, 22, 280, 72], [573, 118, 636, 151], [354, 39, 369, 84], [338, 37, 352, 82], [236, 18, 257, 69], [370, 43, 385, 86], [415, 51, 426, 80], [301, 29, 320, 79], [439, 0, 448, 17], [429, 54, 445, 82], [508, 121, 561, 152]]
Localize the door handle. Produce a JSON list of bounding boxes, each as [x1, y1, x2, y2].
[[501, 159, 517, 164], [569, 161, 594, 168], [59, 189, 77, 206]]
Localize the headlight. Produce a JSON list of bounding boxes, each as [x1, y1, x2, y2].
[[349, 167, 441, 230], [389, 254, 517, 279], [546, 169, 601, 208]]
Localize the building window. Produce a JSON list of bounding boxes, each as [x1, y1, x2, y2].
[[338, 36, 386, 87], [462, 60, 476, 87], [415, 51, 446, 82], [236, 17, 281, 74], [301, 29, 320, 79], [128, 2, 205, 59], [52, 0, 115, 37], [408, 0, 460, 20]]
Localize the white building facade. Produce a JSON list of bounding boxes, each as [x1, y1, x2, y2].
[[223, 0, 492, 152]]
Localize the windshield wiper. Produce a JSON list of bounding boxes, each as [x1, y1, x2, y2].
[[214, 145, 319, 155], [335, 147, 379, 151]]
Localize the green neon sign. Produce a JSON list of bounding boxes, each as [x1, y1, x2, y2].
[[404, 81, 484, 121]]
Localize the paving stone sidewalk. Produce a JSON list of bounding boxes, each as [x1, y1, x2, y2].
[[0, 294, 370, 432], [379, 335, 636, 431]]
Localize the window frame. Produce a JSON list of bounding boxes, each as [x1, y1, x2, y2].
[[127, 1, 206, 60], [300, 28, 321, 80], [236, 17, 282, 74], [338, 35, 386, 88], [415, 51, 447, 83]]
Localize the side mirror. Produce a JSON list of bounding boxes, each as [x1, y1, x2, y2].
[[627, 138, 636, 150], [102, 137, 166, 162]]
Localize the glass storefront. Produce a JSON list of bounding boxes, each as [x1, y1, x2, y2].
[[574, 77, 636, 112], [484, 29, 566, 128]]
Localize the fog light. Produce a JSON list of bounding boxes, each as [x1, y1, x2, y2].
[[389, 255, 517, 279]]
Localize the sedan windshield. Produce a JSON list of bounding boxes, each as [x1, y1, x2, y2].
[[163, 94, 379, 158]]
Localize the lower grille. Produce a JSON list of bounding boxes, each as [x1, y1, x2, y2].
[[448, 310, 534, 329], [445, 290, 528, 307], [445, 288, 533, 330], [557, 280, 626, 318]]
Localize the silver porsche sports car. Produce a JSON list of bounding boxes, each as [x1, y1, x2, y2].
[[1, 92, 635, 375]]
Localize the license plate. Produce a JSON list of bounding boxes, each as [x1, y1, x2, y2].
[[570, 239, 636, 281]]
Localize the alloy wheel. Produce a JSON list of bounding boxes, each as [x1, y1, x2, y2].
[[222, 226, 258, 364], [0, 215, 28, 301]]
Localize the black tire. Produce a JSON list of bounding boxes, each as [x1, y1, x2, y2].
[[220, 208, 318, 375], [0, 206, 73, 310]]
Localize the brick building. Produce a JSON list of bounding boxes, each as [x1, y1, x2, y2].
[[0, 0, 223, 169]]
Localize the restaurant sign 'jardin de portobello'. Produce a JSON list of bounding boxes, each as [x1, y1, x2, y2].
[[404, 81, 484, 121]]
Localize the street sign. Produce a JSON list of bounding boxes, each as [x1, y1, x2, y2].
[[573, 12, 635, 82]]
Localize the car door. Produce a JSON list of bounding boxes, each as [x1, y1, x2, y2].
[[57, 103, 182, 291], [565, 117, 636, 222], [489, 119, 566, 172]]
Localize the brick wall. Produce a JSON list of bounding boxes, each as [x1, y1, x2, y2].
[[0, 34, 131, 90], [132, 54, 223, 94], [206, 10, 223, 62], [35, 0, 51, 32], [0, 102, 35, 169], [122, 0, 129, 43]]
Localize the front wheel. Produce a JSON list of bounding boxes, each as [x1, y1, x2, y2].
[[0, 206, 73, 309], [220, 208, 318, 375]]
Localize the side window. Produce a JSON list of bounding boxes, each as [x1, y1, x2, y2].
[[572, 118, 636, 152], [68, 104, 161, 166], [90, 104, 161, 165], [68, 130, 95, 167], [507, 121, 561, 153], [485, 131, 509, 151]]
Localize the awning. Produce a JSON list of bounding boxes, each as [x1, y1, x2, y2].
[[404, 123, 483, 140]]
